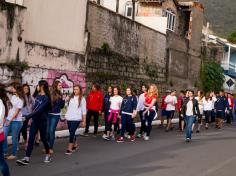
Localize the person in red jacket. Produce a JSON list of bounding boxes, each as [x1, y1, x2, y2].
[[159, 90, 170, 128], [84, 83, 104, 136], [226, 93, 234, 124]]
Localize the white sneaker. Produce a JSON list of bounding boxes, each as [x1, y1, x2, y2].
[[144, 136, 150, 141], [111, 135, 115, 141], [44, 155, 52, 163], [102, 134, 107, 139]]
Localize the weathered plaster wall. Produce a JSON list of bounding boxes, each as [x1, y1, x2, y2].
[[0, 2, 26, 63], [24, 0, 87, 53]]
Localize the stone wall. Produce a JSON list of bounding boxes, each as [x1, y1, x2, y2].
[[86, 2, 167, 93]]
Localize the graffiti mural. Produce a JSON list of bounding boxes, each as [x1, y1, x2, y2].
[[22, 67, 86, 130], [22, 67, 86, 91]]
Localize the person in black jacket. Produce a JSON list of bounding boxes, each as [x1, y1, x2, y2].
[[117, 88, 137, 142], [16, 80, 52, 166], [214, 90, 229, 129], [181, 90, 200, 142]]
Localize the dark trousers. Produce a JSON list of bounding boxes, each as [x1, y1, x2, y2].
[[107, 113, 120, 133], [0, 141, 10, 176], [67, 121, 80, 143], [85, 110, 99, 134], [26, 119, 50, 157], [211, 110, 215, 123], [178, 111, 184, 129], [204, 111, 211, 123], [226, 109, 232, 124], [144, 111, 156, 137], [139, 111, 145, 135], [18, 119, 29, 142], [104, 111, 109, 134], [120, 114, 135, 137]]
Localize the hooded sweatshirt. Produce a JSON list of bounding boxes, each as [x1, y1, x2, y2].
[[87, 90, 104, 112]]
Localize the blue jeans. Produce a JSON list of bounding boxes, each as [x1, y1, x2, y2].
[[67, 121, 80, 143], [185, 115, 196, 139], [47, 114, 60, 149], [120, 114, 135, 137], [0, 141, 10, 176], [3, 120, 23, 156]]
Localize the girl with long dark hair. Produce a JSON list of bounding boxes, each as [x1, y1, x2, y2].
[[65, 85, 86, 155], [105, 87, 123, 141], [117, 87, 137, 142], [18, 84, 34, 148], [0, 85, 10, 176], [203, 92, 213, 129], [16, 80, 52, 165], [47, 80, 65, 154], [102, 86, 113, 140], [195, 90, 204, 133], [3, 83, 24, 160]]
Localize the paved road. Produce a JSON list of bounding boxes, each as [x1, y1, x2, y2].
[[7, 123, 236, 176]]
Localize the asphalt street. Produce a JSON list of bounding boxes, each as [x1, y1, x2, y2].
[[7, 123, 236, 176]]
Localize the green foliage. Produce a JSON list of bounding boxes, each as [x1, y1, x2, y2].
[[200, 60, 225, 92], [227, 30, 236, 44], [101, 42, 110, 53], [0, 60, 29, 71], [144, 64, 159, 79]]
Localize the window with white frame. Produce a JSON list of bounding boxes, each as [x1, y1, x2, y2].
[[165, 9, 176, 32], [125, 4, 133, 18], [5, 0, 24, 6]]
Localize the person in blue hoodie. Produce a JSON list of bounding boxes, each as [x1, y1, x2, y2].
[[102, 86, 112, 140], [214, 90, 229, 129], [117, 87, 137, 143], [47, 80, 65, 154], [16, 80, 52, 166]]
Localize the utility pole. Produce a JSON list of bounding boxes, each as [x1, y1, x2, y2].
[[116, 0, 119, 13], [132, 0, 135, 21]]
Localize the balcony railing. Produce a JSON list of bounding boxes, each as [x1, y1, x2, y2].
[[139, 0, 161, 3], [221, 60, 236, 77]]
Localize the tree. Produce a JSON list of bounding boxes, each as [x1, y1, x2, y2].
[[227, 29, 236, 44], [200, 60, 225, 92]]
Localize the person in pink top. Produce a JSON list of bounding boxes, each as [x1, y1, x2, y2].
[[104, 87, 123, 141]]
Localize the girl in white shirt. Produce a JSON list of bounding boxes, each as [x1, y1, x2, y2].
[[3, 83, 24, 160], [203, 92, 213, 129], [0, 86, 10, 176], [65, 85, 86, 155], [105, 87, 123, 140], [195, 91, 204, 133]]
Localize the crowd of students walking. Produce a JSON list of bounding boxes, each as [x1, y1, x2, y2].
[[0, 80, 234, 176]]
